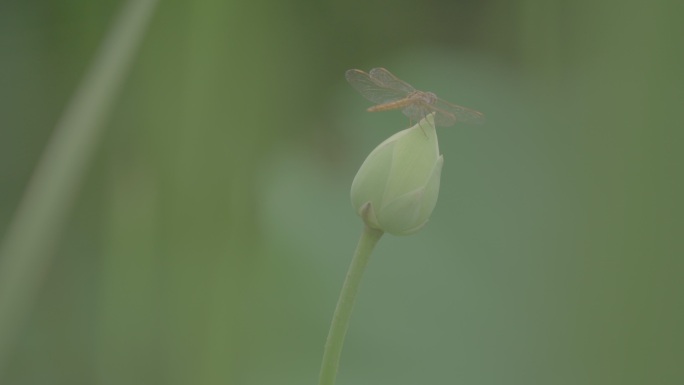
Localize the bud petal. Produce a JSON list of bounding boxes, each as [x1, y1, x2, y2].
[[351, 114, 443, 235]]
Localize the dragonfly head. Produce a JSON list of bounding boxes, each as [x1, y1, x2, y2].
[[425, 92, 437, 104]]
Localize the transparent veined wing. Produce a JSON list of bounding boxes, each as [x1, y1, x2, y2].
[[431, 97, 485, 125], [399, 97, 484, 127], [368, 68, 416, 94], [400, 103, 431, 124], [345, 69, 407, 104]]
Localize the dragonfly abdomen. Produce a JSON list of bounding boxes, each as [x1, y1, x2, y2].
[[367, 98, 415, 112], [367, 91, 437, 112]]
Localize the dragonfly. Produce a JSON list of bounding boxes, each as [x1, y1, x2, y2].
[[345, 67, 484, 127]]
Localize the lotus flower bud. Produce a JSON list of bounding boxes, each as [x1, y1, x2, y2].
[[351, 114, 443, 236]]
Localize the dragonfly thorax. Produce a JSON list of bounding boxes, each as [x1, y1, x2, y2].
[[409, 91, 438, 105]]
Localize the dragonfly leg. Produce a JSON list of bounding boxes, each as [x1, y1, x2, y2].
[[417, 113, 429, 137]]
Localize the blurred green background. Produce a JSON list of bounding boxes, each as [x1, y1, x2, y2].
[[1, 0, 682, 384]]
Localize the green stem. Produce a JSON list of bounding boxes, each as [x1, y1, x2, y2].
[[318, 225, 384, 385], [0, 0, 159, 375]]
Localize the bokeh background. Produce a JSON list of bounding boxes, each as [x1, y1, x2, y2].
[[1, 0, 682, 384]]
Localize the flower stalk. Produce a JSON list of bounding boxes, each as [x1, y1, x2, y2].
[[318, 224, 383, 385]]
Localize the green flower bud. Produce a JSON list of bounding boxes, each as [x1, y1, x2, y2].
[[351, 114, 444, 236]]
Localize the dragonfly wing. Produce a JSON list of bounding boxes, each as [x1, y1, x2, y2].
[[431, 108, 458, 126], [432, 98, 485, 125], [401, 104, 428, 123], [403, 103, 458, 127], [345, 69, 406, 104], [369, 68, 416, 94]]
